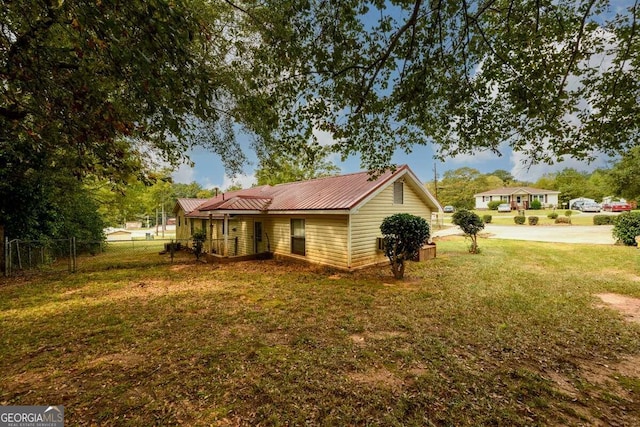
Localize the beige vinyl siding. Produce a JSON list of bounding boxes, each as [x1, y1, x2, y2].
[[265, 216, 291, 254], [350, 180, 432, 268], [228, 216, 254, 256], [266, 214, 349, 268], [175, 209, 191, 242]]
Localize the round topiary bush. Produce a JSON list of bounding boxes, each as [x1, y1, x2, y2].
[[555, 216, 571, 224], [593, 215, 615, 225], [482, 215, 492, 224], [612, 211, 640, 246], [528, 216, 539, 225], [452, 209, 485, 253], [548, 212, 559, 219], [514, 215, 526, 225], [380, 213, 430, 278]]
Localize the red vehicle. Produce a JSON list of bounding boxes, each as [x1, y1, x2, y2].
[[602, 202, 632, 212]]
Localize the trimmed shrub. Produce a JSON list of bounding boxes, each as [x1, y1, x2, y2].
[[482, 215, 492, 224], [528, 216, 539, 225], [593, 215, 615, 225], [487, 200, 503, 210], [565, 210, 573, 217], [381, 213, 431, 279], [530, 200, 542, 210], [514, 215, 526, 225], [548, 212, 559, 219], [612, 211, 640, 246], [452, 209, 485, 254], [555, 216, 571, 224]]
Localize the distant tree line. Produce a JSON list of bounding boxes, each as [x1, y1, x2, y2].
[[427, 149, 640, 209]]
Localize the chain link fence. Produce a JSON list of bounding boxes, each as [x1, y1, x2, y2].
[[4, 237, 200, 277]]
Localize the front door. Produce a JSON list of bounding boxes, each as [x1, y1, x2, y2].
[[254, 221, 263, 253]]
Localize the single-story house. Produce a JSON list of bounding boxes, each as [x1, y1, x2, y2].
[[105, 228, 132, 241], [176, 165, 442, 270], [174, 198, 210, 242], [474, 187, 560, 210]]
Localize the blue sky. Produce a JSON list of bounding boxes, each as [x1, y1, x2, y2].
[[172, 135, 614, 190]]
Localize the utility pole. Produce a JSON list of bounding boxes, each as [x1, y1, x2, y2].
[[433, 162, 439, 201]]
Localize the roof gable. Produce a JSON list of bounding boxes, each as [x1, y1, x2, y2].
[[174, 198, 209, 215]]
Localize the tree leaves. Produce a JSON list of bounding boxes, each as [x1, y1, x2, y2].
[[235, 0, 640, 170]]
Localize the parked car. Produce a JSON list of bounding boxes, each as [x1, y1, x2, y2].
[[443, 205, 455, 213], [497, 203, 511, 212], [571, 201, 586, 210], [602, 202, 631, 212], [580, 202, 601, 212]]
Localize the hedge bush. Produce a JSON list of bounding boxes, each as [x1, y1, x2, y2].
[[487, 200, 503, 210], [530, 200, 542, 210], [565, 210, 573, 217], [593, 215, 615, 225], [555, 216, 571, 224], [528, 216, 539, 225], [612, 211, 640, 246], [548, 212, 559, 219], [482, 215, 492, 224], [514, 215, 526, 225]]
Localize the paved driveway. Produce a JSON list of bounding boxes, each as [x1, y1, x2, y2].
[[433, 224, 616, 244]]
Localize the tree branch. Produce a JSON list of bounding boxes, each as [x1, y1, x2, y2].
[[355, 0, 423, 114]]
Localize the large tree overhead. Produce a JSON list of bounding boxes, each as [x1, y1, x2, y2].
[[234, 0, 640, 171], [1, 0, 248, 182]]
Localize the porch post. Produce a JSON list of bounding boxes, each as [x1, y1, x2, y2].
[[224, 214, 229, 256], [208, 214, 213, 253]]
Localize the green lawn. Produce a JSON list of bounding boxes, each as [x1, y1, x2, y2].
[[1, 238, 640, 425]]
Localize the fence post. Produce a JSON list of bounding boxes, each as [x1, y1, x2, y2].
[[68, 237, 73, 273], [16, 240, 22, 270], [72, 237, 77, 273], [3, 236, 8, 277]]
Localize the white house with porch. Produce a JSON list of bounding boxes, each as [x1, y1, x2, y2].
[[474, 187, 560, 210]]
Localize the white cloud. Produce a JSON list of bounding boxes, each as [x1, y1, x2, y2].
[[509, 150, 612, 182], [171, 163, 196, 184], [219, 173, 257, 190]]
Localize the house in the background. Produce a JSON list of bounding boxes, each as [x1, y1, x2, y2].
[[474, 187, 560, 210], [176, 165, 442, 270]]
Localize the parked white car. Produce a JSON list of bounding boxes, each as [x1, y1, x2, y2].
[[581, 202, 601, 212], [497, 203, 511, 212]]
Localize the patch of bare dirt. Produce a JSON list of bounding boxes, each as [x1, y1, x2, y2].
[[349, 331, 407, 346], [85, 352, 146, 369], [595, 293, 640, 323], [348, 367, 404, 390]]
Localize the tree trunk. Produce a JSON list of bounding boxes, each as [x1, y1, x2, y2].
[[391, 260, 405, 279], [470, 235, 478, 253]]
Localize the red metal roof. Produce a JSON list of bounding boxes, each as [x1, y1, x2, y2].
[[196, 166, 411, 213], [175, 198, 209, 214]]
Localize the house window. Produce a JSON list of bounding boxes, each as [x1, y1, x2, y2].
[[201, 219, 207, 232], [291, 219, 305, 256], [394, 181, 404, 204], [190, 218, 194, 235], [178, 216, 181, 227]]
